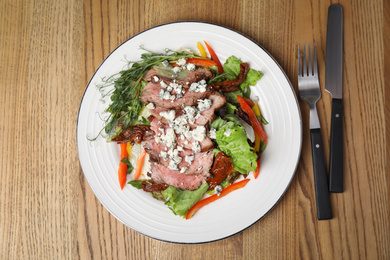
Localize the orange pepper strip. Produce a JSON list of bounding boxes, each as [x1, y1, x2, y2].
[[242, 96, 255, 107], [204, 41, 224, 74], [186, 179, 250, 219], [134, 148, 147, 180], [118, 143, 128, 190], [253, 157, 261, 179], [186, 57, 218, 68], [237, 95, 267, 145]]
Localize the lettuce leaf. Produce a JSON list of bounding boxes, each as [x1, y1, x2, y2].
[[161, 183, 209, 217], [215, 126, 257, 174]]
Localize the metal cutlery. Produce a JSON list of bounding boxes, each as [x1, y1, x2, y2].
[[298, 44, 332, 220], [325, 4, 344, 193]]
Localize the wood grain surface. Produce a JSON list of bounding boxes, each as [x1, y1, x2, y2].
[[0, 0, 388, 259]]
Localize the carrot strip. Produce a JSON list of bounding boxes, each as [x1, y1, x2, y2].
[[204, 41, 224, 73], [186, 57, 217, 68], [253, 157, 261, 179], [134, 148, 147, 180], [118, 143, 128, 190], [186, 179, 250, 219], [237, 95, 267, 145]]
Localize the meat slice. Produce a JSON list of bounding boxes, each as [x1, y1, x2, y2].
[[143, 67, 213, 85], [149, 117, 214, 152], [144, 137, 213, 174], [148, 91, 226, 127], [140, 82, 212, 109], [149, 150, 214, 191]]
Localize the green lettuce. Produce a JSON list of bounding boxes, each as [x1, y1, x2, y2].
[[161, 183, 209, 217], [215, 125, 257, 174]]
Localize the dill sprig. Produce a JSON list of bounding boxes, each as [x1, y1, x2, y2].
[[96, 46, 199, 140]]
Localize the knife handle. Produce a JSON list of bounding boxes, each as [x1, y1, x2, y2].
[[310, 128, 333, 220], [329, 98, 343, 193]]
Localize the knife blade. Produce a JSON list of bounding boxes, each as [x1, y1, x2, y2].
[[325, 4, 344, 193]]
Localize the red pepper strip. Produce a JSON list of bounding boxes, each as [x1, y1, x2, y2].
[[237, 95, 267, 145], [186, 57, 218, 68], [118, 143, 128, 190], [186, 179, 250, 219], [253, 156, 261, 179], [134, 148, 147, 180], [204, 41, 224, 74]]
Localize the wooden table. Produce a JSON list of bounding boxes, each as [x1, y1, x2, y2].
[[1, 0, 388, 259]]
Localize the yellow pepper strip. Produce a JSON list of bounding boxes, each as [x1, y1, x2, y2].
[[197, 42, 207, 58], [126, 142, 133, 159], [252, 103, 261, 117]]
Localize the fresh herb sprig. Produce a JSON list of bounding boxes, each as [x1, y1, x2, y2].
[[96, 47, 199, 140]]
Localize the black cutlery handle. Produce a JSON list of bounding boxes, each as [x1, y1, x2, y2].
[[310, 128, 333, 220], [329, 98, 343, 193]]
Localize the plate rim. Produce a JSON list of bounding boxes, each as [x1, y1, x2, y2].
[[77, 21, 302, 244]]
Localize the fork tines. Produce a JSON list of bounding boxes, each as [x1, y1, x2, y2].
[[298, 43, 318, 78]]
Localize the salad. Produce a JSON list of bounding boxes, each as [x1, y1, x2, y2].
[[96, 41, 268, 219]]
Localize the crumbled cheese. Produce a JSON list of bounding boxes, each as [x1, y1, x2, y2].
[[160, 110, 176, 122], [162, 60, 169, 67], [160, 151, 168, 161], [177, 58, 187, 66], [146, 103, 155, 109], [159, 89, 175, 101], [197, 99, 212, 112], [170, 82, 183, 95], [168, 148, 179, 158], [173, 66, 181, 74], [177, 146, 184, 151], [153, 76, 159, 82], [183, 106, 197, 124], [158, 127, 165, 135], [215, 185, 223, 196], [155, 136, 161, 143], [186, 63, 195, 71], [192, 141, 201, 153], [224, 129, 232, 137], [168, 151, 182, 171], [180, 167, 188, 173], [160, 128, 176, 148], [184, 106, 196, 117], [160, 80, 168, 89], [185, 155, 195, 164], [189, 79, 207, 93], [191, 126, 206, 142], [209, 128, 217, 139]]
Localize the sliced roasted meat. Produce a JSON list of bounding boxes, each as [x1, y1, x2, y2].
[[143, 67, 213, 86], [144, 137, 213, 173], [149, 150, 214, 191], [148, 91, 226, 127], [149, 117, 214, 152], [140, 82, 212, 109]]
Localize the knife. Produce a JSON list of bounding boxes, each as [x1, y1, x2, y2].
[[325, 4, 344, 193]]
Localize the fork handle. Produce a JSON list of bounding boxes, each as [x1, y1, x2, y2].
[[310, 128, 333, 220], [329, 98, 343, 192]]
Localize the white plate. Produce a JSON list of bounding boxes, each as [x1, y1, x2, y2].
[[77, 22, 302, 244]]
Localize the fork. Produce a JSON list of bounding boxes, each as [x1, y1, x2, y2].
[[298, 44, 332, 220]]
